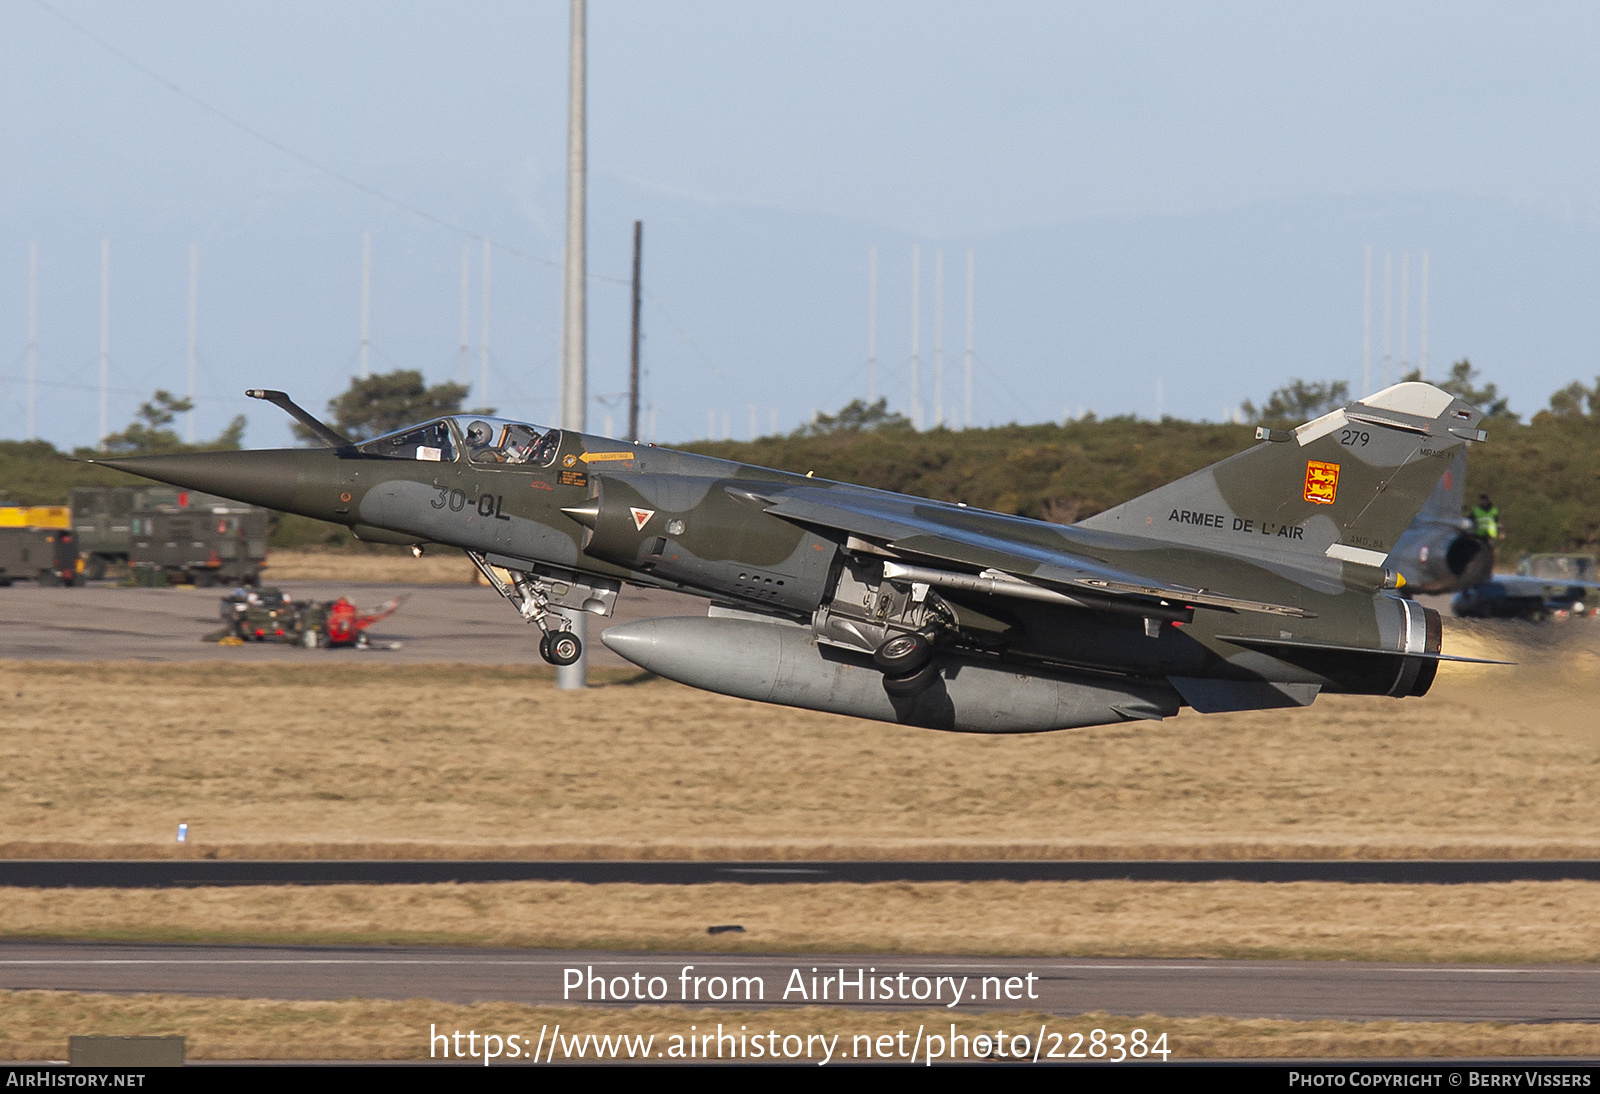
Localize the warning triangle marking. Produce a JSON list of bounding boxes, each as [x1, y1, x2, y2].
[[630, 507, 655, 531]]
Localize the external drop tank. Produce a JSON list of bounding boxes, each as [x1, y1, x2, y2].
[[602, 613, 1183, 734]]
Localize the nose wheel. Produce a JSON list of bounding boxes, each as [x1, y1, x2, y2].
[[467, 552, 590, 668], [539, 631, 583, 666]]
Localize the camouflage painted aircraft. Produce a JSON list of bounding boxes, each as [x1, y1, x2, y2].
[[1385, 447, 1494, 594], [95, 381, 1495, 734]]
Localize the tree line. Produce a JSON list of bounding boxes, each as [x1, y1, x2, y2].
[[6, 364, 1600, 556]]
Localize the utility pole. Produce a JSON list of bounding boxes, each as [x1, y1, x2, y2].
[[558, 0, 588, 690], [1419, 251, 1430, 380], [964, 249, 974, 429], [480, 240, 492, 406], [26, 243, 36, 441], [1361, 245, 1372, 397], [360, 231, 371, 379], [867, 245, 877, 404], [628, 219, 642, 441], [933, 250, 944, 429], [187, 242, 198, 443], [99, 239, 109, 449], [909, 244, 921, 430], [459, 244, 470, 385]]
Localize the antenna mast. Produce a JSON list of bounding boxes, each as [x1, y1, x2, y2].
[[187, 242, 198, 443], [867, 245, 877, 403], [933, 249, 944, 429], [909, 244, 921, 430], [360, 231, 371, 379], [1361, 245, 1372, 397], [628, 220, 642, 441], [459, 244, 470, 385], [964, 249, 974, 429], [1419, 251, 1430, 380], [99, 239, 109, 449], [1400, 251, 1410, 375], [26, 243, 36, 441], [480, 240, 491, 405], [1381, 252, 1393, 388]]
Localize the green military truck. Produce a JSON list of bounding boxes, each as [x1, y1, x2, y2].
[[71, 486, 269, 585], [0, 527, 80, 586]]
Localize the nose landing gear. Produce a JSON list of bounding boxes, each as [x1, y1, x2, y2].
[[539, 631, 583, 666], [467, 550, 585, 666]]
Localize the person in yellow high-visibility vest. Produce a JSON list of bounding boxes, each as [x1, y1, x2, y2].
[[1471, 494, 1500, 541]]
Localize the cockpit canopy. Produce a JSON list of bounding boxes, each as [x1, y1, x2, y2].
[[358, 419, 456, 462], [356, 416, 562, 468], [459, 417, 562, 466]]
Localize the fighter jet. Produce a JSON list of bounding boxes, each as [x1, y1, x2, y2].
[[1384, 448, 1494, 594], [94, 381, 1494, 734]]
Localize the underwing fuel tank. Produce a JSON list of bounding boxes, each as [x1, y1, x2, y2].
[[602, 614, 1181, 734]]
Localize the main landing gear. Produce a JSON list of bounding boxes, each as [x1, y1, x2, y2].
[[873, 630, 940, 696], [467, 551, 584, 666]]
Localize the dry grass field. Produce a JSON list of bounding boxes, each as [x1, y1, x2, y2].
[[0, 619, 1594, 860], [1, 623, 1595, 1059], [2, 993, 1596, 1061], [2, 879, 1596, 962]]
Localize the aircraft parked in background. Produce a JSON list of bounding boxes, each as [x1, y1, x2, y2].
[[1385, 449, 1494, 595]]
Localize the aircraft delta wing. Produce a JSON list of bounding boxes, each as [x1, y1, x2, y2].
[[96, 381, 1495, 735]]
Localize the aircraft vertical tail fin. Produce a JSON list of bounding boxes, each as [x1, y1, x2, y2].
[[1417, 446, 1468, 525], [1076, 383, 1488, 579]]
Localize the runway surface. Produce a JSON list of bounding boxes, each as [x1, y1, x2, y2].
[[4, 859, 1600, 887], [0, 941, 1593, 1022], [0, 581, 704, 668], [0, 580, 1460, 668]]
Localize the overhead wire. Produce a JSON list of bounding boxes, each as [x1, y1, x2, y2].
[[30, 0, 824, 441], [31, 0, 631, 289]]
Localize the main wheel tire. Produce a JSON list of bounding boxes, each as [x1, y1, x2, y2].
[[873, 631, 933, 673], [85, 556, 107, 582], [544, 632, 583, 666], [882, 658, 940, 696]]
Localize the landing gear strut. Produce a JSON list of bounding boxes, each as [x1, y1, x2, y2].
[[467, 551, 583, 666]]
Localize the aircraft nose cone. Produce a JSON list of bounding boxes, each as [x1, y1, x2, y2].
[[91, 449, 340, 513]]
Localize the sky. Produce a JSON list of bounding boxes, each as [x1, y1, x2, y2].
[[3, 1, 1599, 447]]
